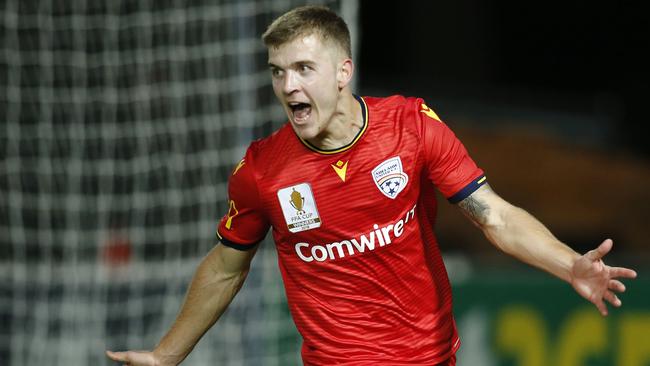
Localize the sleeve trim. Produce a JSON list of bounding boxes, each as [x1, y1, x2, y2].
[[217, 231, 261, 251], [448, 174, 487, 204]]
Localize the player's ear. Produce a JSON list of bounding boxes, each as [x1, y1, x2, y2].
[[337, 58, 353, 90]]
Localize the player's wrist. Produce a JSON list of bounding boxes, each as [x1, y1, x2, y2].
[[566, 250, 585, 283], [152, 347, 185, 366]]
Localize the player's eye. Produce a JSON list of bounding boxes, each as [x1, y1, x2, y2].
[[298, 64, 312, 74], [270, 67, 283, 78]]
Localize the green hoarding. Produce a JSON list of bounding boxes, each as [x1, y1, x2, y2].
[[453, 270, 650, 366]]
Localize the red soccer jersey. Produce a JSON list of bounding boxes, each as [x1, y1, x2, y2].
[[218, 95, 486, 365]]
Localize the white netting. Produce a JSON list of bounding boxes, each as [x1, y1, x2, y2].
[[0, 1, 357, 365]]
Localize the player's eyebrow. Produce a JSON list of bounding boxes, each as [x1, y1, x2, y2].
[[268, 60, 316, 69], [293, 60, 316, 67]]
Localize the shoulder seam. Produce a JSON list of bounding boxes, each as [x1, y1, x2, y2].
[[242, 146, 268, 221]]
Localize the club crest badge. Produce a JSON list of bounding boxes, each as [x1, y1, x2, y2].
[[371, 156, 409, 199], [277, 183, 322, 233]]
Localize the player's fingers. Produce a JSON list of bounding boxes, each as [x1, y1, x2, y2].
[[609, 279, 626, 293], [106, 350, 129, 362], [586, 239, 613, 261], [604, 290, 621, 307], [611, 267, 637, 279], [593, 297, 608, 316]]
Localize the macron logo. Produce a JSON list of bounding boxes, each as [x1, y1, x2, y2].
[[294, 204, 417, 263]]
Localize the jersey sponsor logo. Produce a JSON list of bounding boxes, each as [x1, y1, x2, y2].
[[277, 183, 322, 233], [371, 156, 409, 199], [331, 160, 348, 182], [294, 203, 417, 263], [225, 200, 238, 230], [420, 103, 441, 121]]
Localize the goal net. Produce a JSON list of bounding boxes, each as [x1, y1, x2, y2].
[[0, 1, 358, 365]]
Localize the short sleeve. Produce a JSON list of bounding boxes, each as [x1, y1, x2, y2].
[[416, 99, 487, 203], [217, 148, 270, 250]]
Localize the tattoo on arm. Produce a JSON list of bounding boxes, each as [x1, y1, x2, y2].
[[458, 187, 491, 225]]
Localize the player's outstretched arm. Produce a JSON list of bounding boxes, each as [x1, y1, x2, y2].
[[106, 243, 258, 365], [456, 184, 637, 316]]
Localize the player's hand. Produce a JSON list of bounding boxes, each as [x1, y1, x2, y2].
[[570, 239, 637, 316], [105, 350, 160, 366]]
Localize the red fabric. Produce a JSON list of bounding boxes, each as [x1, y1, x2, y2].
[[218, 95, 482, 365], [440, 353, 457, 366]]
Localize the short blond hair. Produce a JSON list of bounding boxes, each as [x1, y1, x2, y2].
[[262, 5, 351, 58]]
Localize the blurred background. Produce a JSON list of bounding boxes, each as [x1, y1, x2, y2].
[[1, 1, 648, 365]]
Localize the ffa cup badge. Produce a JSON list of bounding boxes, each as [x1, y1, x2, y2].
[[277, 183, 322, 233], [372, 156, 409, 199]]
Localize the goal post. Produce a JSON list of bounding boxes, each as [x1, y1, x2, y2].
[[0, 1, 358, 365]]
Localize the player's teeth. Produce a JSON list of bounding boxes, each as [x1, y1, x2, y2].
[[294, 104, 311, 120]]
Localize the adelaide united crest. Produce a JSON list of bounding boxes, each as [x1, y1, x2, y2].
[[371, 156, 409, 199]]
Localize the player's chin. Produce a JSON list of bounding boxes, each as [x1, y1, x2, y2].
[[289, 118, 319, 139], [291, 124, 320, 142]]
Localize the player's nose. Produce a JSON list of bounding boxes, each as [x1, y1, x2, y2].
[[282, 71, 300, 94]]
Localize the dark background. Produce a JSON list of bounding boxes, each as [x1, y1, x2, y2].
[[356, 0, 649, 261], [358, 0, 649, 157]]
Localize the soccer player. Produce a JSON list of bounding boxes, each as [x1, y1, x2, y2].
[[106, 5, 637, 366]]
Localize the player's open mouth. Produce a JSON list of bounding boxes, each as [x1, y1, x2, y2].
[[288, 102, 312, 122]]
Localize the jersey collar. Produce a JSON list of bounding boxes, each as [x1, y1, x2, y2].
[[297, 94, 368, 155]]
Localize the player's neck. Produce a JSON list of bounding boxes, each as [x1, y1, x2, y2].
[[307, 91, 363, 151]]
